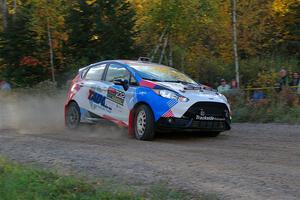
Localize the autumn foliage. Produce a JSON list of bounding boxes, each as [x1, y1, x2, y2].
[[0, 0, 299, 87]]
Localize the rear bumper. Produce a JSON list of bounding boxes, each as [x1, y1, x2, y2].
[[157, 117, 231, 132]]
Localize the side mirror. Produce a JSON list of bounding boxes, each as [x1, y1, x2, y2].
[[113, 79, 129, 91]]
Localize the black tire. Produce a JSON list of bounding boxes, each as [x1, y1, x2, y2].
[[134, 105, 155, 141], [206, 132, 221, 137], [66, 101, 81, 129]]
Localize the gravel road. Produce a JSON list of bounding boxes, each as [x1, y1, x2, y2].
[[0, 123, 299, 200]]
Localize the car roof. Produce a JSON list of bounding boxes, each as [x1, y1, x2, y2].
[[116, 60, 168, 68], [83, 59, 168, 70]]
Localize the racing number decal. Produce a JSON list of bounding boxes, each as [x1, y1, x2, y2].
[[107, 87, 125, 105]]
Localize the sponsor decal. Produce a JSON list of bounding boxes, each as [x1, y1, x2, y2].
[[199, 109, 205, 117], [107, 87, 125, 105], [195, 115, 225, 121], [88, 89, 112, 112], [195, 108, 227, 121]]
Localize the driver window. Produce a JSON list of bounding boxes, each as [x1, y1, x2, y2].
[[105, 64, 130, 82], [85, 64, 106, 81]]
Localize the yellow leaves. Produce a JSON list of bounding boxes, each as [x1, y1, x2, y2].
[[85, 0, 96, 5], [273, 0, 290, 14], [272, 0, 300, 15], [91, 35, 100, 41], [252, 71, 278, 88]]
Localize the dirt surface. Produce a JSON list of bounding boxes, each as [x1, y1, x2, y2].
[[0, 123, 299, 200]]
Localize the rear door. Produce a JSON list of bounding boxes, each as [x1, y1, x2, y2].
[[74, 63, 107, 117]]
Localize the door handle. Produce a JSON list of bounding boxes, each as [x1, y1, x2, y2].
[[79, 83, 85, 87]]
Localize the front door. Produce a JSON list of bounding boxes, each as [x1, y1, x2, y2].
[[101, 63, 133, 124]]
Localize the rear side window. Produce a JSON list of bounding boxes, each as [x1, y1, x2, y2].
[[85, 64, 106, 81], [80, 68, 89, 78], [105, 64, 130, 82]]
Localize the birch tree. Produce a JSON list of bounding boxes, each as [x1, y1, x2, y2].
[[1, 0, 7, 30], [29, 0, 68, 83]]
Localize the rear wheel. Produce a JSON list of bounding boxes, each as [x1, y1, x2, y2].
[[134, 105, 155, 141], [66, 102, 81, 129]]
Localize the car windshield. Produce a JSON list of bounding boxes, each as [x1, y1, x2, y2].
[[130, 64, 197, 84]]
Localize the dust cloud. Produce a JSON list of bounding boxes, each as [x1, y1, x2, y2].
[[0, 91, 125, 138], [0, 91, 66, 133]]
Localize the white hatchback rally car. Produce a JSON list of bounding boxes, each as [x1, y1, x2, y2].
[[65, 59, 231, 140]]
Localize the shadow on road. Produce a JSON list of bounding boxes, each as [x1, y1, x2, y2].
[[155, 130, 231, 141]]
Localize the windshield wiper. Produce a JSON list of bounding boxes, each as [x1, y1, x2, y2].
[[163, 80, 195, 85], [142, 78, 162, 82]]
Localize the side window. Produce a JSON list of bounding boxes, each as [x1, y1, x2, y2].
[[85, 64, 106, 81], [81, 68, 89, 79], [105, 64, 130, 82]]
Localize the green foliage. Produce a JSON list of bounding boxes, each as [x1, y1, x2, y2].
[[0, 158, 195, 200], [0, 3, 48, 87], [239, 56, 299, 86], [65, 0, 137, 67], [0, 0, 299, 87], [0, 158, 140, 200], [0, 0, 137, 86], [133, 0, 300, 86], [230, 91, 300, 123], [146, 183, 187, 200]]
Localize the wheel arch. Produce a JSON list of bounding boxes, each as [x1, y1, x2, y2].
[[128, 101, 154, 136], [64, 100, 81, 126]]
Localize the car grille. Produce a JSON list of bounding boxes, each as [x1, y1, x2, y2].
[[183, 102, 229, 119]]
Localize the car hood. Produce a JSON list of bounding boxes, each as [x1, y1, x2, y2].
[[156, 82, 228, 104]]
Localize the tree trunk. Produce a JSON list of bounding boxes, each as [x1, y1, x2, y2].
[[168, 40, 173, 66], [2, 0, 8, 30], [232, 0, 240, 88], [46, 17, 55, 83], [181, 54, 185, 72], [12, 0, 17, 22], [150, 27, 167, 62], [159, 35, 168, 64]]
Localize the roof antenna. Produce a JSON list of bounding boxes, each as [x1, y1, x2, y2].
[[138, 57, 151, 62]]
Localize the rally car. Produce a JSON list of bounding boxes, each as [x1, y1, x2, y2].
[[65, 59, 231, 140]]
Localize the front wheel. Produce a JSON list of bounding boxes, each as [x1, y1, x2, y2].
[[134, 105, 155, 141], [66, 102, 81, 129]]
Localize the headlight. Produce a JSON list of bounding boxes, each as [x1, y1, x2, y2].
[[153, 89, 189, 102]]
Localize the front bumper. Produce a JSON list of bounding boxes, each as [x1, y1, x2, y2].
[[157, 101, 231, 132], [157, 117, 231, 131]]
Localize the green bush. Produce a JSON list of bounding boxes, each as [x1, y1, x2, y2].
[[230, 90, 300, 123]]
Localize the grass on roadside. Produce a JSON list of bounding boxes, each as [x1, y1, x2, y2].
[[0, 158, 139, 200], [0, 158, 208, 200]]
